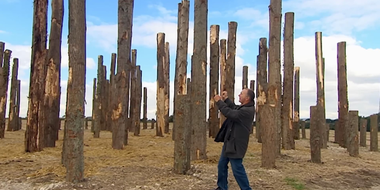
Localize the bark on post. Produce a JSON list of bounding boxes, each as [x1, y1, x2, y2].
[[310, 105, 321, 163], [293, 66, 300, 140], [156, 32, 166, 137], [0, 49, 11, 138], [143, 87, 148, 129], [326, 123, 330, 142], [91, 78, 96, 132], [134, 66, 142, 136], [16, 80, 21, 130], [219, 39, 227, 129], [209, 24, 219, 138], [301, 120, 306, 139], [337, 42, 348, 148], [43, 0, 64, 147], [226, 22, 237, 102], [315, 32, 326, 149], [347, 110, 359, 157], [94, 55, 103, 138], [113, 0, 133, 149], [173, 0, 190, 141], [190, 0, 208, 161], [370, 114, 378, 151], [256, 38, 268, 143], [242, 66, 248, 89], [261, 103, 276, 168], [164, 42, 170, 134], [267, 0, 282, 156], [282, 12, 295, 150], [130, 49, 137, 133], [360, 118, 367, 147], [108, 53, 116, 131], [187, 78, 191, 96], [101, 65, 107, 131], [250, 79, 255, 134], [64, 0, 85, 182], [151, 119, 155, 129], [0, 42, 4, 67], [8, 58, 19, 131]]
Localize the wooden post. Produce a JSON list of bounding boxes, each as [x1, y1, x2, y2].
[[101, 65, 107, 131], [156, 32, 166, 137], [94, 55, 103, 138], [310, 105, 321, 163], [8, 58, 19, 131], [267, 0, 282, 156], [250, 79, 255, 134], [242, 66, 248, 89], [43, 0, 63, 147], [91, 78, 96, 132], [108, 53, 116, 131], [315, 32, 326, 149], [0, 42, 4, 67], [164, 42, 170, 134], [359, 118, 367, 147], [370, 114, 378, 151], [151, 119, 155, 129], [104, 79, 110, 131], [134, 66, 142, 135], [337, 42, 348, 148], [326, 123, 330, 143], [257, 38, 268, 143], [16, 80, 21, 130], [143, 87, 148, 129], [301, 120, 306, 139], [190, 0, 208, 160], [282, 12, 295, 150], [219, 39, 227, 129], [209, 24, 219, 138], [293, 67, 300, 140], [347, 110, 359, 157], [173, 0, 190, 141], [130, 49, 137, 133], [64, 0, 85, 182], [261, 103, 276, 168], [226, 22, 237, 102], [112, 0, 133, 149], [0, 49, 11, 138]]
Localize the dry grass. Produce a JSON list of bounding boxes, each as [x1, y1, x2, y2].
[[1, 121, 380, 190]]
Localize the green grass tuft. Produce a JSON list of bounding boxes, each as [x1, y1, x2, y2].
[[284, 177, 306, 190]]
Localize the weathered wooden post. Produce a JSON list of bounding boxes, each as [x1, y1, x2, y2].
[[8, 58, 19, 131], [156, 32, 166, 137], [108, 53, 116, 131], [226, 22, 237, 103], [112, 0, 133, 149], [266, 0, 282, 157], [315, 32, 326, 149], [370, 114, 378, 151], [360, 118, 367, 147], [219, 39, 227, 129], [310, 105, 321, 163], [337, 42, 348, 148], [164, 42, 170, 134], [143, 87, 148, 129], [130, 49, 137, 133], [209, 24, 219, 138], [326, 123, 330, 143], [293, 66, 300, 140], [0, 49, 11, 138], [151, 119, 155, 129], [250, 79, 255, 134], [16, 80, 21, 130], [282, 12, 295, 150], [0, 42, 4, 67], [101, 66, 107, 131], [94, 55, 104, 138], [256, 38, 268, 143], [347, 110, 359, 157], [134, 66, 142, 135], [301, 120, 306, 139], [242, 66, 248, 89], [91, 78, 96, 132], [64, 0, 85, 182], [261, 103, 276, 168], [190, 0, 208, 160], [43, 0, 64, 147]]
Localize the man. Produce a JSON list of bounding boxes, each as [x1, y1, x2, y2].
[[213, 89, 255, 190]]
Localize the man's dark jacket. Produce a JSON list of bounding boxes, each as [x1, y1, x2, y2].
[[215, 98, 255, 159]]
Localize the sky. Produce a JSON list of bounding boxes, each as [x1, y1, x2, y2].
[[0, 0, 379, 120]]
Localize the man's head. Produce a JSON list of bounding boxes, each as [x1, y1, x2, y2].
[[238, 88, 255, 105]]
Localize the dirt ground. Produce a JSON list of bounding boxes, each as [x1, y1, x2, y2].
[[1, 121, 380, 190]]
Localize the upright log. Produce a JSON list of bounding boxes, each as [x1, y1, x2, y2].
[[250, 79, 255, 134], [267, 0, 282, 156], [301, 120, 306, 139], [347, 110, 359, 157], [190, 0, 208, 160], [91, 78, 96, 132], [134, 65, 142, 136], [151, 119, 155, 129], [164, 42, 170, 134], [104, 79, 110, 131], [293, 66, 300, 140], [156, 32, 166, 137], [359, 118, 367, 147], [226, 22, 237, 102], [43, 0, 64, 147], [101, 65, 107, 131], [130, 49, 137, 133], [173, 0, 190, 140], [315, 32, 326, 149], [337, 42, 348, 148], [370, 114, 378, 151], [219, 39, 227, 129], [242, 66, 248, 89], [261, 103, 276, 168], [282, 12, 295, 150], [310, 105, 321, 163], [187, 78, 191, 96], [143, 87, 148, 129], [209, 24, 219, 138], [0, 49, 11, 138], [16, 80, 21, 130], [108, 53, 116, 131], [0, 42, 4, 67], [256, 38, 268, 143], [113, 0, 133, 149], [64, 0, 85, 182], [8, 58, 19, 131], [94, 55, 103, 138]]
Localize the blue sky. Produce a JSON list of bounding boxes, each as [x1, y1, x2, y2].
[[0, 0, 380, 119]]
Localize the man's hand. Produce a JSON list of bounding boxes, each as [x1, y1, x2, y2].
[[214, 95, 222, 102], [221, 91, 228, 100]]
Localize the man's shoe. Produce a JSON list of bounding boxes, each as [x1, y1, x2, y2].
[[213, 187, 222, 190]]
